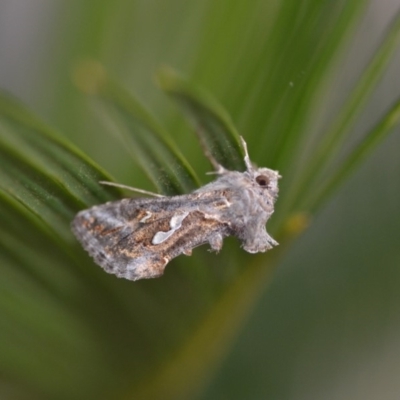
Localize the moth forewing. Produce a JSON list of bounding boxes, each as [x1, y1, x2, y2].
[[72, 137, 280, 281]]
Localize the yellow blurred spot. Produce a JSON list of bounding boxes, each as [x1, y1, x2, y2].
[[72, 59, 106, 94], [284, 212, 311, 236]]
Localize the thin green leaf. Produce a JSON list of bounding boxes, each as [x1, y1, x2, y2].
[[156, 67, 245, 171], [1, 2, 400, 400], [130, 241, 292, 400], [282, 9, 400, 215], [74, 61, 200, 195], [0, 92, 121, 250], [271, 1, 367, 170], [0, 91, 120, 207], [306, 97, 400, 212]]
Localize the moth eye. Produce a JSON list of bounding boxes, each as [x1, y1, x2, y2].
[[255, 175, 270, 187]]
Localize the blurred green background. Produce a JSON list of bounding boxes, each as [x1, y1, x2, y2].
[[1, 1, 400, 399]]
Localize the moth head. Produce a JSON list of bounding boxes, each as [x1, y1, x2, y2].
[[253, 167, 280, 195], [240, 136, 281, 196]]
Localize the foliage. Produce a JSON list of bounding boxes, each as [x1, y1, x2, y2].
[[1, 1, 400, 399]]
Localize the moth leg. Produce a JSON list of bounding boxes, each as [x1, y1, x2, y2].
[[208, 233, 223, 253], [182, 248, 192, 256], [242, 229, 278, 254], [124, 254, 169, 281]]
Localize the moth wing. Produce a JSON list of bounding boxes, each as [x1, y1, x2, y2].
[[71, 192, 231, 281], [72, 197, 178, 281]]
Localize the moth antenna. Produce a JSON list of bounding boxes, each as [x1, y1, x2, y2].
[[194, 129, 228, 174], [99, 181, 165, 198], [206, 163, 228, 175], [240, 136, 254, 171], [204, 150, 227, 175]]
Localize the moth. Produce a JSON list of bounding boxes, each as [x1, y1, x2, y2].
[[71, 137, 281, 281]]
